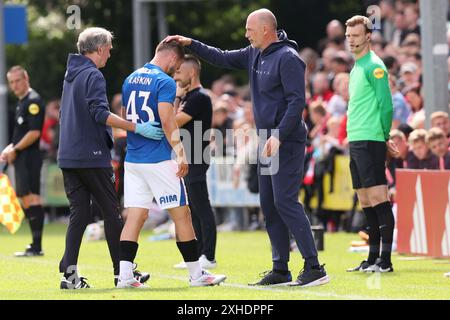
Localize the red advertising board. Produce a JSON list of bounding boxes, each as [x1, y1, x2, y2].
[[396, 169, 450, 258]]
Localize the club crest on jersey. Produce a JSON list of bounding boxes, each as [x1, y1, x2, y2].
[[28, 103, 40, 115], [373, 68, 385, 79], [160, 194, 178, 205]]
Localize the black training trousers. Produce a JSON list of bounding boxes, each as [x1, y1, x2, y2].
[[186, 180, 217, 261], [59, 167, 123, 275]]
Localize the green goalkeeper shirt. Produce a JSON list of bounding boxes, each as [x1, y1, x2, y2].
[[347, 50, 393, 142]]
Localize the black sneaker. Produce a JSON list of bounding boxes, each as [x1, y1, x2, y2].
[[346, 260, 373, 272], [249, 270, 292, 286], [289, 264, 330, 287], [14, 244, 44, 257], [114, 263, 150, 287], [60, 276, 91, 289], [364, 259, 394, 273]]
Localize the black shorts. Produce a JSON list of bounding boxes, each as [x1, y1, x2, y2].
[[349, 140, 387, 189], [14, 149, 43, 197]]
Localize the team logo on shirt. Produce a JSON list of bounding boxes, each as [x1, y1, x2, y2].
[[373, 68, 385, 79], [28, 103, 40, 115]]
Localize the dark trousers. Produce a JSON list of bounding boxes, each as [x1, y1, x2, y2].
[[186, 180, 217, 261], [258, 141, 318, 271], [59, 167, 123, 275]]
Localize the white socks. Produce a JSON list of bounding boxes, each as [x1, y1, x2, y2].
[[186, 261, 202, 280], [119, 261, 134, 280]]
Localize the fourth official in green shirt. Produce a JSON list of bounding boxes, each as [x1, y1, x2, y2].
[[344, 16, 398, 274]]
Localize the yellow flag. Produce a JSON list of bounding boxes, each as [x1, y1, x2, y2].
[[0, 173, 24, 234]]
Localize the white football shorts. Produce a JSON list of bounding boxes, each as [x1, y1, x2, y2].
[[124, 160, 188, 210]]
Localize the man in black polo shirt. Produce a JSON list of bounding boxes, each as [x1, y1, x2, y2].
[[1, 65, 46, 257], [173, 55, 217, 269]]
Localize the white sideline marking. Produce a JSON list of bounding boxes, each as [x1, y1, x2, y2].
[[0, 254, 390, 300]]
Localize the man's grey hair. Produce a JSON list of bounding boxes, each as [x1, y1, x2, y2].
[[77, 27, 114, 55]]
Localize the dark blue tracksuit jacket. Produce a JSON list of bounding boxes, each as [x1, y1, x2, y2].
[[58, 54, 113, 169], [188, 30, 318, 268]]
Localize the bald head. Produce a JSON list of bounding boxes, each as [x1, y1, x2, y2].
[[245, 8, 278, 50], [248, 8, 277, 31]]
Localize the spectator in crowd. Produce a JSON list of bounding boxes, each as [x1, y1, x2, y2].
[[210, 99, 233, 157], [231, 101, 260, 231], [404, 83, 424, 129], [330, 53, 350, 75], [389, 74, 411, 129], [327, 72, 349, 117], [399, 62, 419, 90], [300, 48, 319, 91], [383, 55, 400, 75], [318, 20, 346, 53], [379, 0, 396, 42], [406, 129, 439, 169], [312, 72, 334, 102], [210, 74, 235, 98], [308, 101, 329, 141], [320, 47, 338, 73], [40, 99, 60, 161], [430, 111, 450, 138], [426, 127, 450, 170], [392, 7, 408, 47], [403, 3, 421, 37], [220, 92, 244, 121]]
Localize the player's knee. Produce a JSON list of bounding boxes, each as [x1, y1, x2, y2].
[[368, 193, 388, 207]]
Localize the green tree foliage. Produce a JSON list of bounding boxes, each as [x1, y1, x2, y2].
[[5, 0, 364, 101]]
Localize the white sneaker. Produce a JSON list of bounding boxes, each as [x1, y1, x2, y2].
[[190, 270, 226, 287], [116, 277, 148, 289], [199, 255, 217, 269]]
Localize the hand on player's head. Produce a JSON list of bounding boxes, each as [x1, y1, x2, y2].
[[163, 35, 192, 46]]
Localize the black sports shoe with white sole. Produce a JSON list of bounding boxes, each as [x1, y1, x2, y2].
[[364, 259, 394, 273], [289, 264, 330, 287], [60, 276, 91, 289], [14, 244, 44, 257], [249, 270, 292, 286], [347, 260, 373, 272]]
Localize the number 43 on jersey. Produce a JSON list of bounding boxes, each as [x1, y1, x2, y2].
[[126, 90, 155, 123]]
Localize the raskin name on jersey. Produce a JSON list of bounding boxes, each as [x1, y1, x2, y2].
[[128, 76, 152, 86]]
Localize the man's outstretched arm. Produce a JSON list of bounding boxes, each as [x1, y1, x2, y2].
[[164, 35, 250, 70]]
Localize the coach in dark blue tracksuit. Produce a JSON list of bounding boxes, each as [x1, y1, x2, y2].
[[166, 9, 330, 287]]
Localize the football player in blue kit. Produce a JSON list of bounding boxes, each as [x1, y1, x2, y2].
[[117, 41, 226, 288]]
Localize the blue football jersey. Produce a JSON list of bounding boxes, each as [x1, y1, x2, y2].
[[122, 63, 175, 163]]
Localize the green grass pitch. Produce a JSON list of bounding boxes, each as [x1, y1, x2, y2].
[[0, 222, 449, 300]]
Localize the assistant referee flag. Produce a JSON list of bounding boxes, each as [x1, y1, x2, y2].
[[0, 172, 25, 234]]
